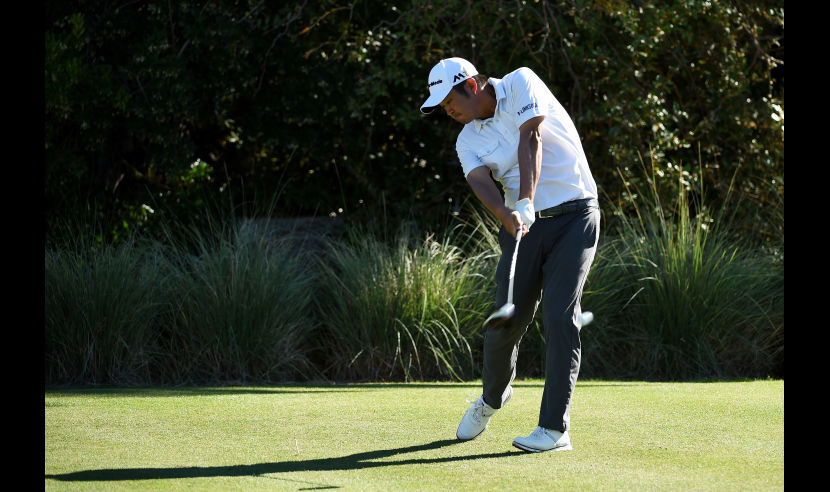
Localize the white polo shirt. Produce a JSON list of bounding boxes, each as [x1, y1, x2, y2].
[[456, 67, 597, 211]]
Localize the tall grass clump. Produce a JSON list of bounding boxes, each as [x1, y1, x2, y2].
[[580, 159, 784, 379], [158, 219, 319, 383], [45, 237, 167, 385], [315, 226, 496, 382]]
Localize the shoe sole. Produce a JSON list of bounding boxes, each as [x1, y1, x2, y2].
[[511, 440, 573, 453], [456, 424, 487, 441]]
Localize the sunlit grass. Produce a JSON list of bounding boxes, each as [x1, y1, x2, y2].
[[45, 379, 784, 491]]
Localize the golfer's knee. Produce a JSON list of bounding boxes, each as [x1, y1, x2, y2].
[[543, 310, 579, 335]]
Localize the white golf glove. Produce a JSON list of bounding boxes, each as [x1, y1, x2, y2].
[[515, 198, 535, 229]]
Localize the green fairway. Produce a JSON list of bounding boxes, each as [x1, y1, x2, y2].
[[45, 380, 783, 491]]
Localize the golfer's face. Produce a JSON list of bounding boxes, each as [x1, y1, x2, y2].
[[439, 88, 476, 124]]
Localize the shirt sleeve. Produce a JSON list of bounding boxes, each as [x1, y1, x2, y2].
[[457, 146, 486, 178], [456, 134, 487, 178], [506, 68, 552, 128]]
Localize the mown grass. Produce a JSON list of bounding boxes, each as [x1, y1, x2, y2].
[[45, 379, 783, 491]]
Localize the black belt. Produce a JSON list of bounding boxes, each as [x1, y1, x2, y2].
[[535, 198, 599, 219]]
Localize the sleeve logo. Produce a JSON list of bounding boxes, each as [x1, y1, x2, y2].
[[517, 102, 538, 116]]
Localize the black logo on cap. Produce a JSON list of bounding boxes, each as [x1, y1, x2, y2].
[[452, 70, 470, 83], [428, 79, 443, 88]]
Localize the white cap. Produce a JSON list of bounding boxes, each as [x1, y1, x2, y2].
[[420, 57, 479, 114]]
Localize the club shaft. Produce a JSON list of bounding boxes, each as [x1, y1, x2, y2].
[[506, 230, 522, 305]]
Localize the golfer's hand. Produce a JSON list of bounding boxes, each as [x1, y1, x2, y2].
[[502, 210, 528, 238]]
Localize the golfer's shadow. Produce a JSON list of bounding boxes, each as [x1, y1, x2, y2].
[[45, 439, 518, 485]]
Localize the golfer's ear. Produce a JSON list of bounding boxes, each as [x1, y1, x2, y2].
[[466, 77, 478, 94]]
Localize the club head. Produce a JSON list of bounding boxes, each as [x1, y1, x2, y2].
[[483, 303, 515, 329]]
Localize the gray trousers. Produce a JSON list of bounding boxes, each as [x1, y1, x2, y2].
[[481, 204, 600, 432]]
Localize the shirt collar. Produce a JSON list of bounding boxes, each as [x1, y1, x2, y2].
[[473, 77, 506, 132]]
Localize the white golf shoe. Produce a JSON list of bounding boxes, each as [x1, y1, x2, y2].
[[456, 386, 512, 441], [512, 426, 572, 452]]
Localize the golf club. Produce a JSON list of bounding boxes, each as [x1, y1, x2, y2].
[[483, 228, 522, 329]]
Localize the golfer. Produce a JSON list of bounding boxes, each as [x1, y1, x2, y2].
[[420, 57, 600, 452]]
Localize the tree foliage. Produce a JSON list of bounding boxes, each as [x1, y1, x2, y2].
[[45, 0, 783, 245]]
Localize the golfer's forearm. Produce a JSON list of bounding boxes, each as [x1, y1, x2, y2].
[[518, 117, 543, 202], [466, 168, 511, 223]]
